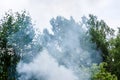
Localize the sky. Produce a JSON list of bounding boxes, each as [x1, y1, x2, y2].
[[0, 0, 120, 31]]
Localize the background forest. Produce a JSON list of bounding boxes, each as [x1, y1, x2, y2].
[[0, 11, 120, 80]]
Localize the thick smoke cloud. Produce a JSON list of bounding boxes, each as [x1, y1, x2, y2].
[[16, 16, 102, 80], [17, 50, 78, 80]]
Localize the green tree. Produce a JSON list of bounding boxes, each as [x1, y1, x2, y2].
[[91, 63, 117, 80], [86, 14, 114, 62], [84, 15, 119, 79], [107, 29, 120, 79], [0, 11, 35, 80]]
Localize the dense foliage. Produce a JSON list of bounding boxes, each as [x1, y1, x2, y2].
[[91, 63, 117, 80], [0, 11, 120, 80], [85, 15, 119, 80], [107, 31, 120, 79], [0, 11, 35, 80]]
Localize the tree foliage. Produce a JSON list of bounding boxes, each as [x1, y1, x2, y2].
[[91, 63, 117, 80], [85, 14, 120, 80], [107, 30, 120, 79], [0, 11, 35, 80], [87, 14, 114, 62], [1, 11, 120, 80]]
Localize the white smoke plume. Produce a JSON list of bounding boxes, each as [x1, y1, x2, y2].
[[16, 16, 102, 80], [17, 50, 78, 80]]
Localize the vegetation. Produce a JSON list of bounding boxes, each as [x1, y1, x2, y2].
[[91, 63, 117, 80], [86, 15, 120, 80], [107, 31, 120, 79], [0, 11, 120, 80], [0, 11, 35, 80]]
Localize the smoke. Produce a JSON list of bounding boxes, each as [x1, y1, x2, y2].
[[17, 50, 78, 80], [15, 16, 102, 80]]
